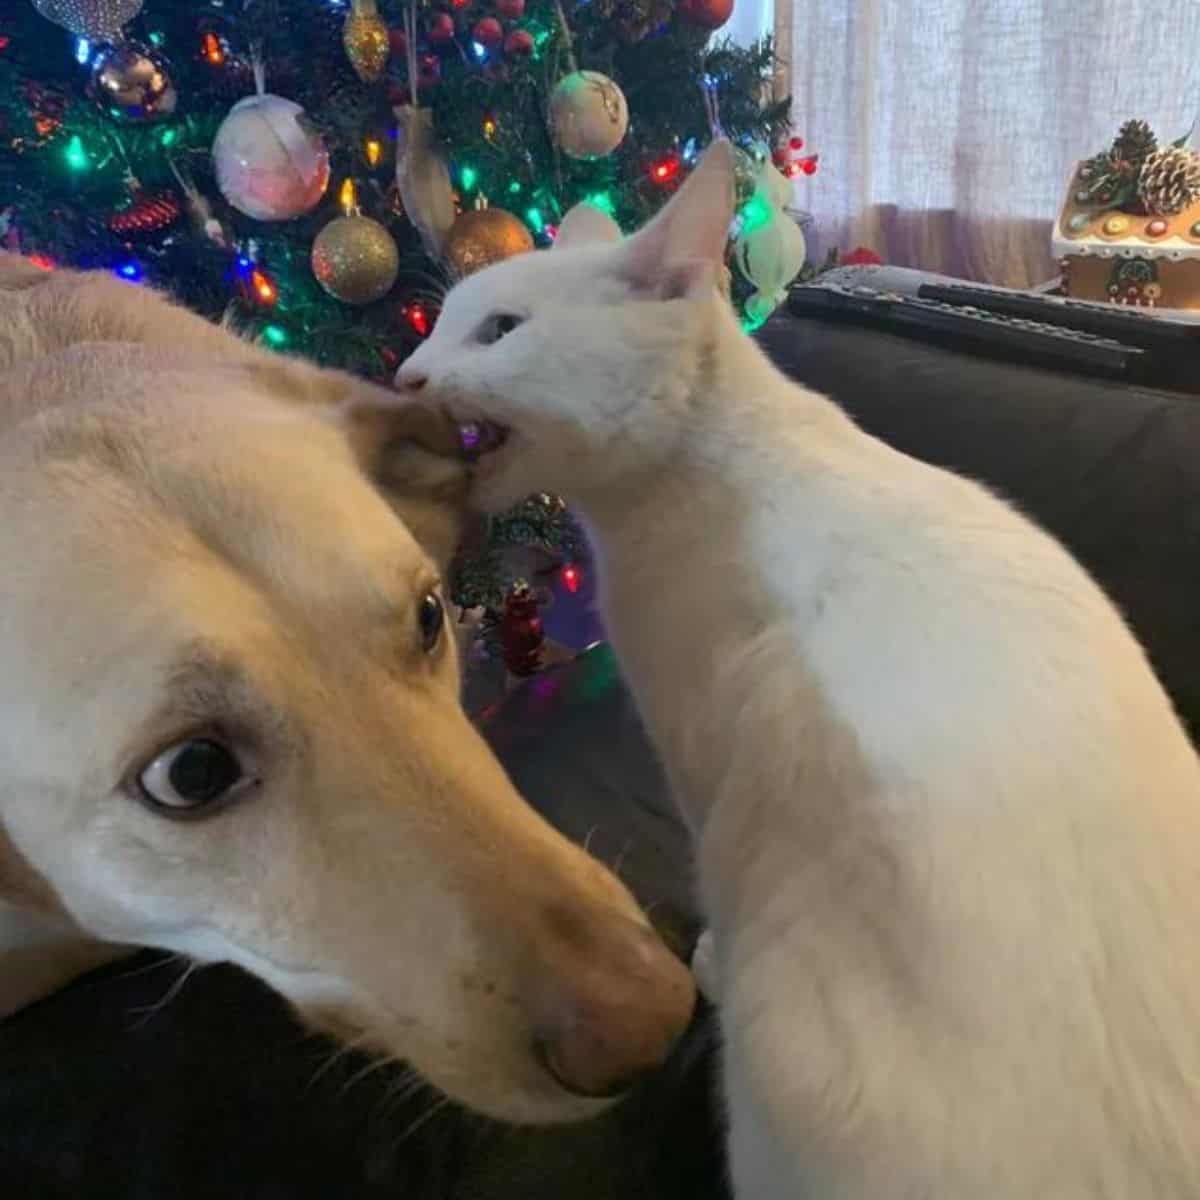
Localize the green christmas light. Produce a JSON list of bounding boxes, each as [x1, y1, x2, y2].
[[459, 164, 478, 191], [64, 135, 89, 171], [585, 191, 616, 216], [263, 324, 288, 348], [739, 191, 773, 234], [525, 207, 545, 234], [159, 127, 178, 147], [507, 180, 522, 195], [148, 30, 165, 46]]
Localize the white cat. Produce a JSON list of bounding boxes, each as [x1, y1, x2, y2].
[[397, 142, 1200, 1197]]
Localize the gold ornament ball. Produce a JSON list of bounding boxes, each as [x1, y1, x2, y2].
[[88, 41, 177, 123], [444, 208, 535, 278], [343, 0, 390, 83], [311, 215, 400, 305], [549, 70, 629, 160]]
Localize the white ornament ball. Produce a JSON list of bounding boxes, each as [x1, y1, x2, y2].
[[549, 70, 629, 160], [212, 94, 331, 222], [734, 205, 807, 322]]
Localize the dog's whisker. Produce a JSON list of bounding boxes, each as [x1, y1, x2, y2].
[[126, 959, 202, 1028], [304, 1030, 378, 1092]]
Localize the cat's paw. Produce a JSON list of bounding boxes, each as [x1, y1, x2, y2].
[[691, 928, 718, 1000]]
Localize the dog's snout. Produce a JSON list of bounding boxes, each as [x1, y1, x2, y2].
[[531, 913, 696, 1100], [395, 365, 429, 394]]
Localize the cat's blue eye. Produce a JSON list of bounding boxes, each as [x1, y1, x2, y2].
[[477, 313, 524, 345]]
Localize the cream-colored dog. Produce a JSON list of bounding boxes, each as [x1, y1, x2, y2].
[[0, 253, 694, 1124]]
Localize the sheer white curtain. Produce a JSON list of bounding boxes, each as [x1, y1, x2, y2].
[[776, 0, 1200, 286]]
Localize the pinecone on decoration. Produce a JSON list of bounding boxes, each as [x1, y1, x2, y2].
[[108, 190, 183, 238], [500, 579, 544, 677], [1112, 118, 1158, 169], [1137, 146, 1200, 216]]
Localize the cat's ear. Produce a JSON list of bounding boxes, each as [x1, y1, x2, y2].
[[618, 139, 735, 300], [554, 202, 623, 250]]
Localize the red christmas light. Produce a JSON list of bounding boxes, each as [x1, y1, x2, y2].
[[0, 35, 12, 51], [789, 135, 804, 151], [403, 302, 433, 337], [649, 154, 681, 185], [250, 267, 277, 305], [28, 253, 54, 271], [561, 563, 582, 594], [201, 31, 225, 65]]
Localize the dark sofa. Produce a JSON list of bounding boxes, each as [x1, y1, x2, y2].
[[3, 312, 1197, 1198]]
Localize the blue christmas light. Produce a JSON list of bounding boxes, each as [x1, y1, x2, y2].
[[682, 137, 699, 163], [74, 37, 91, 65], [115, 261, 143, 282], [471, 40, 487, 61]]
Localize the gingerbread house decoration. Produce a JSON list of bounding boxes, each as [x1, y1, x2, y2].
[[1053, 119, 1200, 310]]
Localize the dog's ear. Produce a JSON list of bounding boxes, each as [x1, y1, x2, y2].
[[340, 400, 469, 571]]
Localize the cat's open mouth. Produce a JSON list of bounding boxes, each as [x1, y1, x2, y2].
[[457, 419, 510, 460]]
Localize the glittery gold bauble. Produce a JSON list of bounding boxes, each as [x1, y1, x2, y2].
[[549, 70, 629, 160], [311, 215, 400, 304], [343, 0, 390, 83], [32, 0, 142, 39], [444, 208, 534, 278]]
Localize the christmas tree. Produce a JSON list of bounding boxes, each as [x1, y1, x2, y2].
[[0, 0, 797, 613]]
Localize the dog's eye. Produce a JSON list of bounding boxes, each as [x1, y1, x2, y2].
[[418, 590, 445, 653], [477, 313, 524, 345], [138, 739, 245, 817]]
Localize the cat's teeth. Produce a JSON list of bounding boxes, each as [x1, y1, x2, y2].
[[458, 420, 509, 458]]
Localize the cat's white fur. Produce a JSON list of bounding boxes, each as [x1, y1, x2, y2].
[[398, 142, 1200, 1196]]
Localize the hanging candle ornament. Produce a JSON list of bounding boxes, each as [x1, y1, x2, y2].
[[343, 0, 390, 83], [444, 205, 534, 279], [31, 0, 142, 40], [213, 82, 330, 221], [107, 188, 181, 238], [88, 41, 177, 123], [549, 70, 628, 160]]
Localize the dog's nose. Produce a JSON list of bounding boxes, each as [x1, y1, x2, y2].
[[532, 914, 696, 1099], [395, 365, 429, 393]]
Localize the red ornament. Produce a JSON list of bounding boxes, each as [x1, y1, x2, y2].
[[503, 28, 533, 56], [677, 0, 733, 30], [108, 191, 182, 239], [841, 246, 882, 267], [388, 27, 408, 56], [496, 0, 525, 16], [789, 135, 804, 151], [427, 12, 455, 44], [501, 580, 544, 677], [473, 17, 504, 46]]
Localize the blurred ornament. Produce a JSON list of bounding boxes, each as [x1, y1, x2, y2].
[[503, 28, 533, 56], [427, 12, 455, 44], [733, 160, 807, 325], [88, 41, 177, 122], [212, 93, 330, 220], [472, 17, 503, 47], [677, 0, 734, 29], [418, 53, 441, 87], [107, 188, 181, 238], [31, 0, 141, 39], [394, 104, 456, 254], [501, 580, 544, 677], [496, 0, 525, 16], [169, 157, 231, 247], [388, 26, 408, 57], [549, 71, 628, 160], [444, 206, 534, 278], [312, 214, 400, 304], [343, 0, 389, 83]]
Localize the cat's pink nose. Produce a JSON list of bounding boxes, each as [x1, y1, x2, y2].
[[395, 366, 428, 393]]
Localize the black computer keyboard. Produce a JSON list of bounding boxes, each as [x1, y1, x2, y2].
[[786, 271, 1200, 393]]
